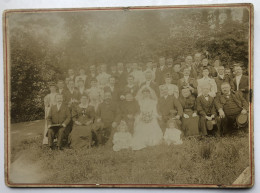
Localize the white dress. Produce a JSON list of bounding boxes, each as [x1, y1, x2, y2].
[[112, 131, 132, 152], [131, 98, 163, 150], [164, 128, 183, 145]]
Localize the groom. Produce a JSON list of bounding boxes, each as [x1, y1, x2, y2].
[[157, 85, 183, 131]]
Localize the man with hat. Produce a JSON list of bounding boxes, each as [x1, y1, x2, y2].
[[196, 84, 220, 136], [214, 82, 248, 135]]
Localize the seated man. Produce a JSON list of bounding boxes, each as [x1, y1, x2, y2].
[[47, 94, 71, 150], [214, 82, 248, 136], [94, 91, 120, 145], [196, 84, 220, 136], [157, 85, 183, 130]]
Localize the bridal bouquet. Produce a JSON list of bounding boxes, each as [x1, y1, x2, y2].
[[141, 111, 153, 123]]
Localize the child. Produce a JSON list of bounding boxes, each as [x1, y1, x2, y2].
[[112, 120, 132, 152], [163, 119, 183, 145]]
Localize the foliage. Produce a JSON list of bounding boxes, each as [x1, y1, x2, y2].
[[9, 8, 250, 122]]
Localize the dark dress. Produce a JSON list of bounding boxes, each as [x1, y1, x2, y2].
[[179, 95, 200, 136], [69, 104, 95, 148]]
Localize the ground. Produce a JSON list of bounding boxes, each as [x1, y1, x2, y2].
[[8, 120, 250, 185]]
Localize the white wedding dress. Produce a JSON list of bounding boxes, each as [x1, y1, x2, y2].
[[131, 87, 163, 150]]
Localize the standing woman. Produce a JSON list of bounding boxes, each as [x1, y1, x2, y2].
[[179, 87, 200, 137], [69, 95, 95, 148], [43, 82, 57, 145]]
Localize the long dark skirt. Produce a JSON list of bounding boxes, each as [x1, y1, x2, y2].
[[182, 111, 200, 137], [69, 125, 92, 148]]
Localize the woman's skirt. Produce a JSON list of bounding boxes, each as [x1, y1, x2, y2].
[[182, 110, 200, 137], [69, 125, 92, 148]]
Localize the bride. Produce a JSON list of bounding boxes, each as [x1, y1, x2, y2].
[[131, 86, 163, 150]]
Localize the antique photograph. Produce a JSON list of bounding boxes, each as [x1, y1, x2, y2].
[[3, 4, 253, 188]]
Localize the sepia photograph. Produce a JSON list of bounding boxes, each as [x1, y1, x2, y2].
[[3, 3, 253, 188]]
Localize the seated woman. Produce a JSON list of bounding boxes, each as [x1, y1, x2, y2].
[[69, 95, 95, 148], [179, 87, 200, 137]]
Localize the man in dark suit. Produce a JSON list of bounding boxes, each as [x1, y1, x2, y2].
[[233, 65, 249, 100], [95, 91, 121, 145], [155, 57, 168, 85], [157, 85, 183, 130], [64, 79, 80, 107], [166, 57, 174, 74], [214, 65, 234, 95], [177, 68, 198, 96], [103, 76, 120, 102], [120, 75, 139, 99], [197, 85, 220, 136], [86, 64, 96, 89], [116, 62, 127, 89], [172, 63, 183, 85], [47, 94, 71, 150], [140, 69, 160, 96], [214, 82, 248, 135], [57, 80, 66, 96]]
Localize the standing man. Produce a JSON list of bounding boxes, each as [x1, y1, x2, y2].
[[47, 94, 71, 150], [214, 82, 248, 136], [57, 80, 66, 96], [65, 69, 76, 85], [86, 64, 96, 89], [166, 57, 174, 74], [214, 65, 234, 94], [117, 62, 127, 89], [96, 64, 111, 89], [140, 69, 160, 97], [155, 57, 168, 86], [177, 68, 197, 96], [233, 65, 249, 100], [172, 63, 183, 85]]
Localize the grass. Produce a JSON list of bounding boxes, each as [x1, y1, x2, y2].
[[10, 129, 250, 185]]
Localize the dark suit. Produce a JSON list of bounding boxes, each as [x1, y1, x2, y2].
[[233, 75, 249, 100], [140, 81, 160, 97], [214, 75, 234, 94], [171, 71, 183, 85], [157, 95, 183, 130], [85, 73, 96, 88], [64, 88, 80, 107], [104, 85, 120, 102], [155, 66, 168, 85], [196, 95, 220, 135], [214, 91, 248, 135], [116, 71, 128, 89], [47, 103, 71, 147]]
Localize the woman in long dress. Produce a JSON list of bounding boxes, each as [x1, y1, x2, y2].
[[69, 95, 95, 148], [179, 87, 200, 137], [131, 86, 163, 150]]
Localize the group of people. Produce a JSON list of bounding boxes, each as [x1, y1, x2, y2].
[[43, 53, 249, 151]]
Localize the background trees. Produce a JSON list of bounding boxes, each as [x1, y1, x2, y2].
[[8, 7, 250, 123]]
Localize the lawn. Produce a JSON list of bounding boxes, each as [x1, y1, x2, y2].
[[9, 120, 250, 186]]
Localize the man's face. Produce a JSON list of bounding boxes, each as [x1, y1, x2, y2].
[[100, 65, 106, 72], [173, 64, 181, 72], [68, 69, 74, 76], [221, 84, 231, 95], [202, 69, 209, 77], [214, 60, 220, 67], [194, 54, 201, 62], [91, 80, 97, 87], [159, 57, 165, 66], [57, 82, 64, 89], [225, 69, 231, 76], [183, 69, 190, 76], [218, 67, 225, 75], [56, 95, 63, 104], [166, 58, 173, 67], [90, 65, 95, 73], [202, 59, 208, 66], [50, 86, 56, 93], [128, 77, 134, 84], [104, 92, 112, 102], [109, 77, 115, 85], [165, 77, 171, 84], [202, 87, 210, 96], [145, 72, 152, 80], [185, 56, 192, 65], [234, 66, 243, 76], [117, 63, 124, 71], [79, 69, 85, 75], [68, 81, 74, 88]]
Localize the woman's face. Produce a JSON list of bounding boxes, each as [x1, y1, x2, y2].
[[143, 90, 151, 98], [182, 88, 191, 98]]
